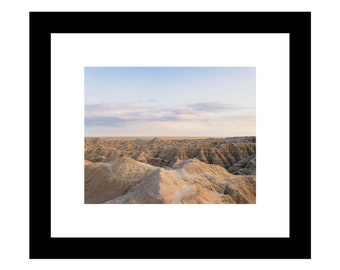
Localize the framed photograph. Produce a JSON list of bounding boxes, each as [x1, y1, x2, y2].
[[30, 12, 311, 259]]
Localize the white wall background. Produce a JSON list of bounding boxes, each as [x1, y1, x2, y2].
[[0, 0, 337, 270]]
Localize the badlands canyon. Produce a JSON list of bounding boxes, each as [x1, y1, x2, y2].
[[85, 137, 256, 204]]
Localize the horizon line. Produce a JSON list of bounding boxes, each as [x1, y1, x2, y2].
[[84, 135, 256, 138]]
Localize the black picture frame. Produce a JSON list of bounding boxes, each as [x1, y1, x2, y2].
[[29, 12, 311, 259]]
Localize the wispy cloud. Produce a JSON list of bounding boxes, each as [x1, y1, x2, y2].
[[85, 116, 124, 126], [85, 103, 177, 127], [85, 102, 250, 127], [188, 102, 239, 112]]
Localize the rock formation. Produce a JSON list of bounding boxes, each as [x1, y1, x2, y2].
[[85, 157, 255, 204], [85, 137, 256, 175]]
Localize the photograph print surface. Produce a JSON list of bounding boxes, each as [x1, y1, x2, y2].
[[84, 67, 256, 204]]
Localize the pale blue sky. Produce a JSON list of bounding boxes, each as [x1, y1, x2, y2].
[[85, 67, 255, 137]]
